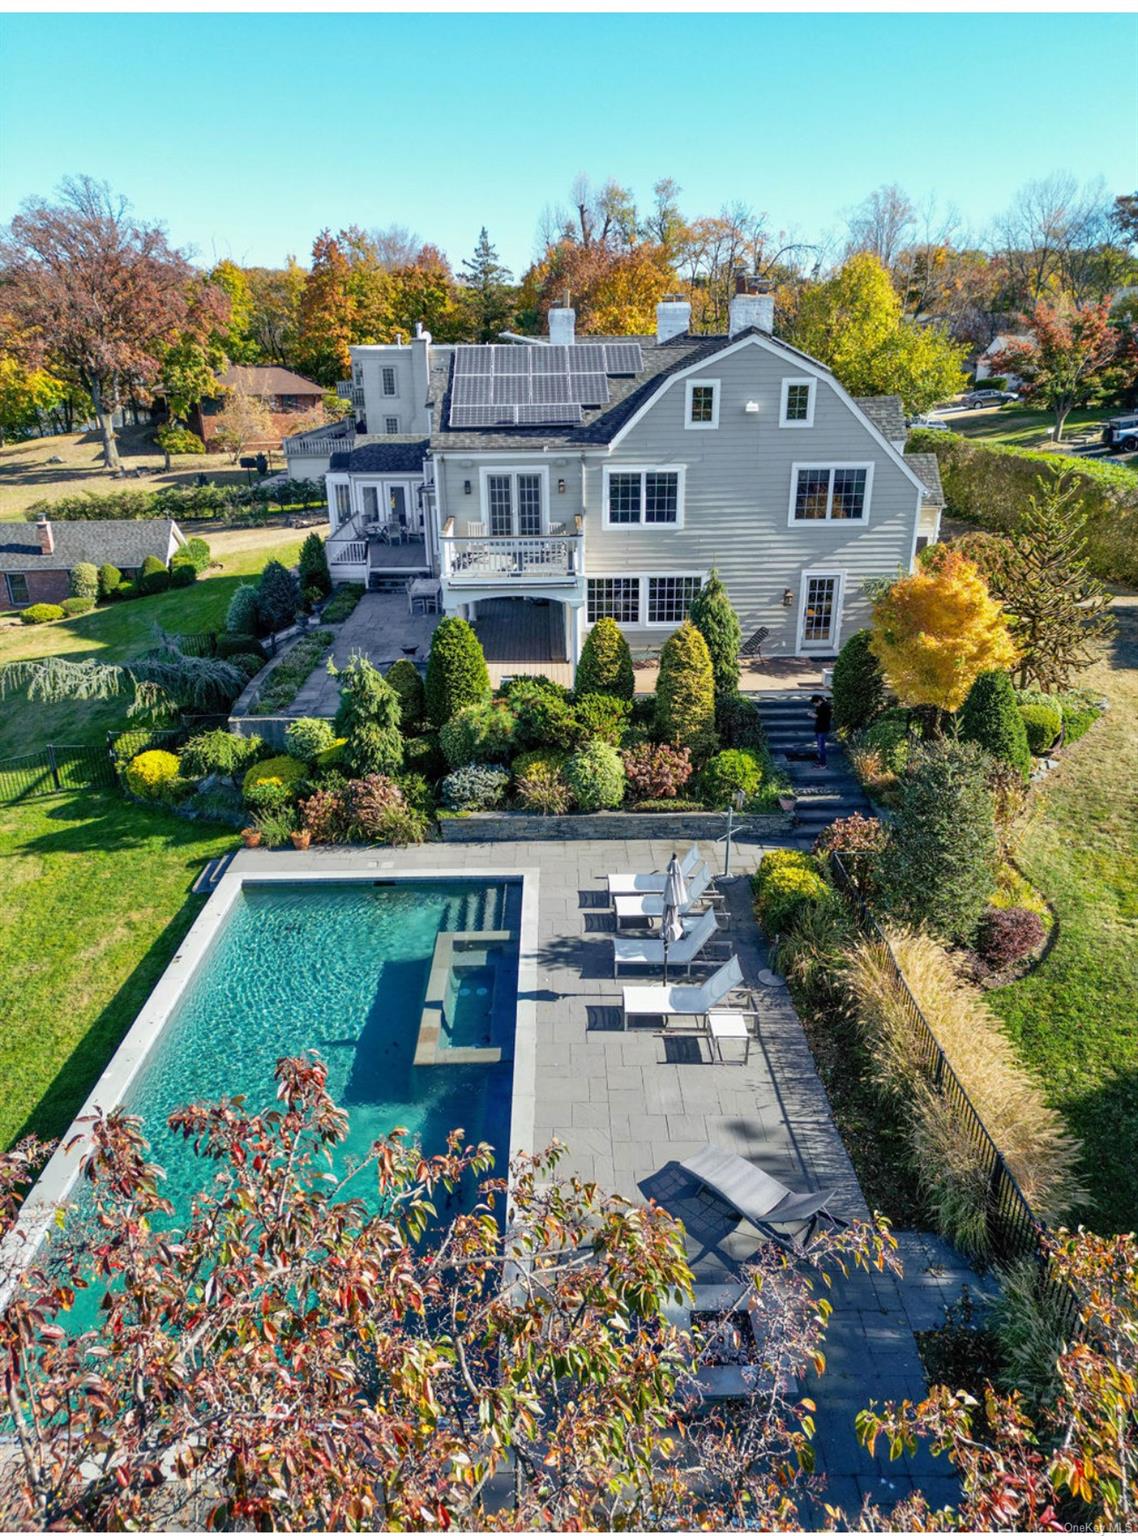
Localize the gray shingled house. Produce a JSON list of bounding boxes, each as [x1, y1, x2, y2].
[[0, 517, 186, 609]]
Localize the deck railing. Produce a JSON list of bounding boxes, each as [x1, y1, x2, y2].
[[439, 516, 584, 586], [327, 538, 367, 566]]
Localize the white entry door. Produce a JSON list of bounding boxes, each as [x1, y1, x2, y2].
[[798, 572, 844, 653]]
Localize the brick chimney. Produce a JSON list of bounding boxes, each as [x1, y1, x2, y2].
[[36, 516, 54, 555], [728, 272, 774, 337]]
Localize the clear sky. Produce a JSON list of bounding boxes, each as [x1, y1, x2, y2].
[[1, 11, 1135, 276]]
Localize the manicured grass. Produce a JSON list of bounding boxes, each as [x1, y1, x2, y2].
[[944, 404, 1128, 456], [0, 792, 235, 1151], [0, 528, 307, 756], [989, 595, 1138, 1233]]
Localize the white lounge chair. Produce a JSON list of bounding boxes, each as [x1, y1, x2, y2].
[[613, 862, 720, 927], [621, 954, 744, 1029], [607, 843, 702, 899], [611, 908, 727, 977]]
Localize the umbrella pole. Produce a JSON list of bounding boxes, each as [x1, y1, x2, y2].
[[662, 929, 669, 987]]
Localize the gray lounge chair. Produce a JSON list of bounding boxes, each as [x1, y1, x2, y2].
[[680, 1143, 845, 1248]]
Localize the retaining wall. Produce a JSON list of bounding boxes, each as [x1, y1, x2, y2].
[[438, 809, 793, 842]]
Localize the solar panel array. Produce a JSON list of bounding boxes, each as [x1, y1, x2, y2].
[[449, 342, 644, 429]]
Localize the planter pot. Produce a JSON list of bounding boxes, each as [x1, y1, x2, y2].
[[290, 830, 312, 850], [778, 794, 797, 813], [240, 827, 262, 848]]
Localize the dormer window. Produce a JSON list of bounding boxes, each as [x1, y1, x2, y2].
[[780, 377, 816, 428], [685, 379, 720, 430]]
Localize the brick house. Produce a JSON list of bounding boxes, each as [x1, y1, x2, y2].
[[0, 517, 186, 609], [190, 365, 326, 452]]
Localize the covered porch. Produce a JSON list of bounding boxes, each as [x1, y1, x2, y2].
[[468, 596, 577, 688]]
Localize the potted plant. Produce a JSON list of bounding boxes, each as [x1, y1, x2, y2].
[[241, 825, 262, 848], [778, 792, 797, 813], [290, 827, 312, 850]]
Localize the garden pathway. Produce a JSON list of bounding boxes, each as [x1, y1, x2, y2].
[[754, 690, 873, 842]]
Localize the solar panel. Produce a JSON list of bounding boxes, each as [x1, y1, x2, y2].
[[532, 345, 571, 374], [448, 405, 521, 428], [449, 338, 640, 428], [568, 343, 607, 372], [452, 373, 492, 405], [495, 347, 532, 375], [603, 343, 644, 374], [515, 403, 582, 425], [454, 345, 492, 375], [530, 373, 573, 404], [567, 371, 610, 405]]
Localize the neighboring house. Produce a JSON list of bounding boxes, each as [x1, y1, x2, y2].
[[284, 341, 434, 480], [320, 277, 945, 671], [974, 334, 1031, 389], [0, 517, 186, 609], [189, 366, 326, 452]]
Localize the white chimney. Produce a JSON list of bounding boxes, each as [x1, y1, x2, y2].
[[728, 273, 774, 337], [655, 296, 691, 344], [548, 307, 575, 347], [36, 516, 54, 555]]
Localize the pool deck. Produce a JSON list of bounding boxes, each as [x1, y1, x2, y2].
[[230, 837, 989, 1514]]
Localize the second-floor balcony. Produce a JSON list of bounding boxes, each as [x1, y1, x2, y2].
[[439, 516, 584, 590]]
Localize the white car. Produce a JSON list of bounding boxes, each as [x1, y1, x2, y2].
[[909, 416, 949, 431]]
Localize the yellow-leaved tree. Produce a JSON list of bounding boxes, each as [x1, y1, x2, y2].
[[870, 550, 1017, 713]]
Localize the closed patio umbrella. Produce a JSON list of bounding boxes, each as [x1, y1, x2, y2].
[[660, 851, 688, 985]]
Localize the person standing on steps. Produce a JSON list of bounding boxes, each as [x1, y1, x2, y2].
[[811, 693, 832, 767]]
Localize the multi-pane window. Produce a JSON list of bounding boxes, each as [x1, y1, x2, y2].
[[487, 475, 513, 537], [689, 384, 716, 424], [606, 469, 681, 526], [792, 466, 870, 522], [334, 483, 352, 525], [6, 573, 29, 606], [647, 575, 702, 625], [485, 471, 543, 536], [587, 577, 640, 624], [784, 383, 811, 421], [381, 366, 397, 396], [385, 416, 399, 434], [801, 575, 840, 646]]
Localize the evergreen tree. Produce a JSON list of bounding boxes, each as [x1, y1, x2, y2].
[[298, 533, 331, 598], [959, 671, 1032, 781], [687, 570, 740, 697], [832, 628, 888, 732], [655, 621, 717, 759], [255, 560, 300, 635], [334, 655, 404, 777], [424, 616, 491, 727], [386, 657, 426, 730], [575, 618, 634, 701], [459, 228, 514, 343]]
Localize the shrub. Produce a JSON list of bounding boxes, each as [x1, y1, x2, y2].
[[976, 906, 1046, 968], [1017, 699, 1063, 755], [573, 692, 632, 746], [425, 616, 491, 726], [563, 740, 625, 812], [812, 812, 888, 896], [313, 738, 348, 772], [655, 621, 717, 758], [1058, 689, 1102, 745], [250, 805, 299, 848], [700, 748, 763, 809], [776, 897, 859, 1016], [439, 700, 517, 769], [139, 554, 171, 595], [243, 754, 307, 809], [508, 680, 578, 750], [256, 560, 300, 634], [345, 774, 419, 843], [752, 850, 834, 937], [169, 561, 197, 588], [226, 583, 260, 635], [180, 729, 264, 780], [321, 583, 365, 624], [96, 563, 121, 598], [857, 711, 912, 775], [880, 740, 997, 944], [513, 755, 572, 815], [502, 672, 571, 702], [832, 628, 887, 733], [180, 537, 212, 573], [575, 617, 634, 701], [297, 532, 332, 599], [297, 786, 352, 843], [620, 742, 693, 801], [69, 562, 98, 601], [19, 603, 64, 624], [715, 692, 765, 749], [60, 596, 95, 617], [402, 732, 445, 780], [155, 423, 205, 457], [114, 581, 135, 600], [284, 717, 337, 762], [125, 749, 181, 800], [626, 797, 705, 814], [385, 658, 425, 730], [394, 772, 435, 817], [959, 670, 1032, 780], [334, 655, 403, 777], [688, 569, 741, 696], [441, 763, 510, 811], [215, 631, 266, 661]]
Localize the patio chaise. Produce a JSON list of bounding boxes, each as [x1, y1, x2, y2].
[[611, 907, 728, 977], [621, 954, 744, 1028], [613, 863, 721, 927], [680, 1143, 846, 1248], [607, 843, 702, 899]]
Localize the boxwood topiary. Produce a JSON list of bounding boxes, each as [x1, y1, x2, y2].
[[700, 747, 764, 808], [19, 603, 64, 624], [959, 670, 1032, 781], [97, 562, 121, 598], [169, 560, 197, 588], [425, 616, 491, 727], [139, 554, 171, 595], [1017, 698, 1063, 755], [563, 740, 625, 811], [69, 562, 99, 601], [574, 617, 634, 701]]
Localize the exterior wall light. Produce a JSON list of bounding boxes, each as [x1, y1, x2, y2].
[[782, 588, 794, 607], [463, 480, 472, 495], [557, 478, 566, 494], [744, 401, 760, 413]]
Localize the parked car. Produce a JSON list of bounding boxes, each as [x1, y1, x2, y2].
[[908, 415, 949, 431], [1102, 412, 1138, 453], [964, 389, 1019, 408]]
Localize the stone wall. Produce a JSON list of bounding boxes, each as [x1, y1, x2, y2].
[[438, 809, 793, 842]]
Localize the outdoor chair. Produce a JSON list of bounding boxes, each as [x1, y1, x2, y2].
[[613, 862, 722, 927], [607, 843, 702, 899], [679, 1143, 846, 1249], [611, 907, 728, 977], [620, 954, 744, 1029]]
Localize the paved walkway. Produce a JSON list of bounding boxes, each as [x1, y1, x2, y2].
[[234, 836, 987, 1514], [289, 595, 442, 717]]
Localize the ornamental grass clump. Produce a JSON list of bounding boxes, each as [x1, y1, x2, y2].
[[513, 752, 572, 815]]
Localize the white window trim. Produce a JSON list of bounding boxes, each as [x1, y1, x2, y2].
[[585, 569, 707, 629], [381, 366, 398, 397], [325, 474, 353, 529], [478, 466, 550, 535], [779, 376, 816, 428], [684, 378, 720, 430], [787, 462, 874, 527], [796, 569, 847, 655], [643, 571, 707, 629], [601, 464, 686, 530], [384, 416, 400, 434]]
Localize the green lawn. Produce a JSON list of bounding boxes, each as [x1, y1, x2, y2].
[[989, 595, 1138, 1233], [0, 528, 306, 756], [944, 404, 1121, 454], [0, 792, 235, 1152]]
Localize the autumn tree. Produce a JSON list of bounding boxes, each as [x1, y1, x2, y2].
[[208, 258, 258, 363], [0, 353, 66, 444], [246, 260, 306, 366], [384, 245, 463, 341], [296, 230, 356, 385], [989, 296, 1120, 440], [870, 549, 1018, 717], [459, 227, 514, 341], [0, 177, 211, 469], [212, 380, 273, 461]]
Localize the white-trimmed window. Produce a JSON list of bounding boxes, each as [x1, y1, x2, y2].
[[602, 466, 684, 528], [384, 416, 400, 434], [789, 463, 873, 524], [333, 482, 352, 526], [684, 378, 720, 430], [780, 377, 816, 428], [479, 467, 547, 536], [647, 574, 703, 626], [381, 366, 397, 396], [353, 365, 363, 386], [587, 577, 640, 625]]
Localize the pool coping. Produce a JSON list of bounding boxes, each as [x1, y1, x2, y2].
[[0, 860, 540, 1308]]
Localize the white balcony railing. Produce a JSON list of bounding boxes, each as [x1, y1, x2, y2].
[[327, 538, 367, 567], [283, 427, 355, 457], [440, 521, 583, 586]]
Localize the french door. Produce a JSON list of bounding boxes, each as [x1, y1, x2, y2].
[[798, 572, 844, 653], [484, 472, 544, 537]]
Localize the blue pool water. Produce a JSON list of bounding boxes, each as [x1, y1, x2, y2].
[[116, 879, 520, 1222]]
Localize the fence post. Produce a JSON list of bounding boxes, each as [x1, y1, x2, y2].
[[46, 743, 61, 791]]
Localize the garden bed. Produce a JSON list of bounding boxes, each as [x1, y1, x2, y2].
[[438, 808, 792, 842]]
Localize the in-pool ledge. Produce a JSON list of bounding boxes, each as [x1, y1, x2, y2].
[[415, 930, 513, 1066]]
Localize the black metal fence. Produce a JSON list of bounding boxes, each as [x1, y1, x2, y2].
[[0, 742, 117, 800], [830, 853, 1082, 1333]]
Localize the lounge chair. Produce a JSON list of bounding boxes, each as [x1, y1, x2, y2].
[[611, 908, 728, 977], [607, 843, 702, 899], [680, 1143, 845, 1247], [613, 862, 721, 927], [621, 954, 744, 1028]]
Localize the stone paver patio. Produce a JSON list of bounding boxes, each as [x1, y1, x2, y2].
[[232, 835, 989, 1514]]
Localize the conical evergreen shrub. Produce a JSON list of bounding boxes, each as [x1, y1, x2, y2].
[[688, 570, 740, 696], [424, 616, 491, 727], [655, 621, 717, 759], [959, 670, 1032, 781], [575, 617, 634, 701]]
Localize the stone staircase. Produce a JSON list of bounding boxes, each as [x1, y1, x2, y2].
[[754, 692, 872, 841]]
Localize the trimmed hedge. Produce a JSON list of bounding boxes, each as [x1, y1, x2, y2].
[[425, 616, 491, 727], [19, 603, 64, 624], [959, 670, 1032, 780], [60, 596, 95, 617], [752, 850, 834, 937], [563, 740, 625, 811], [1017, 696, 1063, 754], [69, 562, 99, 601], [97, 563, 121, 598], [139, 554, 171, 595]]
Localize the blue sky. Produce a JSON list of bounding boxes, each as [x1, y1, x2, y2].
[[1, 12, 1135, 275]]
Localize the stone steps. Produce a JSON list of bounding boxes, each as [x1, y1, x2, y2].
[[755, 692, 872, 833]]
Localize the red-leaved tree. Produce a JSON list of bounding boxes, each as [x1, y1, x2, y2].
[[990, 297, 1119, 441]]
